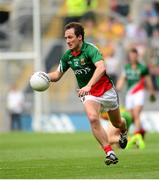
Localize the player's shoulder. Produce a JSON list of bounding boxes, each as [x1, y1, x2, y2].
[[138, 62, 148, 69], [84, 41, 99, 50], [64, 49, 71, 56], [61, 49, 71, 60]]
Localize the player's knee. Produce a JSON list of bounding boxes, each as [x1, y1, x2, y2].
[[133, 113, 140, 120], [112, 122, 119, 128], [111, 120, 123, 128], [87, 113, 99, 125]]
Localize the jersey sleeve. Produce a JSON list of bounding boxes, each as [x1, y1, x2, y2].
[[88, 45, 103, 63], [58, 54, 70, 72], [141, 65, 149, 76]]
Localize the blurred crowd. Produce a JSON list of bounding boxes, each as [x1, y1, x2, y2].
[[0, 0, 159, 90], [63, 0, 159, 90]]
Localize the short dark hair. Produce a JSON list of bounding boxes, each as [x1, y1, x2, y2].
[[64, 22, 85, 41], [129, 48, 138, 54]]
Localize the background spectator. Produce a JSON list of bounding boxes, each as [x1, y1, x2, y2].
[[7, 84, 25, 130]]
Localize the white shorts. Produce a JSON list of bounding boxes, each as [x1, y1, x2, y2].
[[80, 87, 119, 112], [125, 90, 145, 110]]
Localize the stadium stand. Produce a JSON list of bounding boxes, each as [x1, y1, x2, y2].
[[0, 0, 159, 131]]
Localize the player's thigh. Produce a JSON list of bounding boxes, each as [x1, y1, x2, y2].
[[132, 105, 143, 118], [83, 100, 101, 121], [84, 100, 101, 115]]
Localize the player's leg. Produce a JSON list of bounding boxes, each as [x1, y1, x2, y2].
[[126, 133, 145, 149], [103, 110, 133, 148], [108, 108, 127, 132], [132, 105, 143, 133], [83, 100, 118, 165], [106, 123, 121, 146], [132, 91, 146, 137], [108, 108, 128, 149], [84, 100, 108, 146]]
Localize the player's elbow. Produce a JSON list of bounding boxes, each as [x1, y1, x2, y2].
[[99, 65, 106, 74], [95, 60, 106, 75]]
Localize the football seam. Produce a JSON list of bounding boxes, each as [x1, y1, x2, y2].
[[38, 74, 50, 83]]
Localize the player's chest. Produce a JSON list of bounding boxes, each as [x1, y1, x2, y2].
[[126, 67, 142, 80], [68, 55, 89, 69]]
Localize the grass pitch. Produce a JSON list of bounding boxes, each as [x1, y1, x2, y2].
[[0, 132, 159, 179]]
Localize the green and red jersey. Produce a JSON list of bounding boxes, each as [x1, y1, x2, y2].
[[58, 41, 113, 96], [123, 62, 149, 94]]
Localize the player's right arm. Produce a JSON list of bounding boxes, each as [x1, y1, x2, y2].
[[48, 69, 64, 82], [48, 53, 70, 82], [142, 64, 156, 102], [145, 74, 156, 102], [116, 73, 126, 91]]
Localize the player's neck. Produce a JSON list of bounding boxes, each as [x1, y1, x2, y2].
[[73, 41, 83, 52], [131, 63, 137, 69]]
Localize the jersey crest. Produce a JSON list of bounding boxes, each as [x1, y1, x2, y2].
[[80, 58, 86, 65]]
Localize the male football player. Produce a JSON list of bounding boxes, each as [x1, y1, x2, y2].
[[45, 22, 128, 165]]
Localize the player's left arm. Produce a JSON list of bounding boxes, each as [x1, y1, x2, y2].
[[78, 60, 105, 96], [145, 74, 156, 102], [87, 60, 106, 87]]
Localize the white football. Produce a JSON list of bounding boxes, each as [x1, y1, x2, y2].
[[30, 71, 50, 91]]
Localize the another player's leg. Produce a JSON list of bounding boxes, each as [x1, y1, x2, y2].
[[127, 91, 146, 138], [126, 133, 145, 149], [108, 108, 128, 149], [83, 100, 118, 165], [131, 105, 146, 137], [131, 105, 143, 133]]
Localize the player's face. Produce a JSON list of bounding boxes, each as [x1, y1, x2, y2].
[[129, 52, 138, 64], [64, 28, 82, 51]]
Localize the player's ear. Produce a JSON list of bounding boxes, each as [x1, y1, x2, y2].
[[78, 35, 82, 41]]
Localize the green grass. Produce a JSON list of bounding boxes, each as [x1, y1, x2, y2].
[[0, 132, 159, 179]]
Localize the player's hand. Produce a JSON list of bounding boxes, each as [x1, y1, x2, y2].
[[77, 85, 91, 97], [149, 94, 156, 102], [38, 72, 51, 83]]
